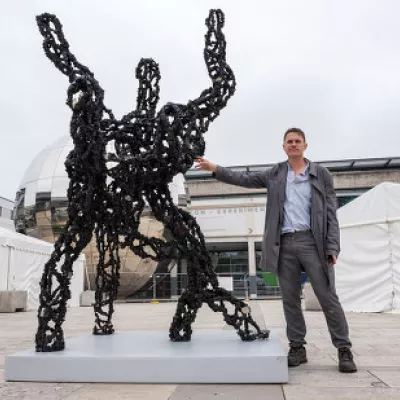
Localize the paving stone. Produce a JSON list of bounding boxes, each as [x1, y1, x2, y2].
[[64, 383, 177, 400], [283, 386, 400, 400], [292, 355, 338, 368], [368, 369, 400, 388], [169, 384, 284, 400], [334, 355, 400, 367], [0, 382, 84, 399], [369, 345, 400, 355], [288, 369, 378, 387], [351, 345, 375, 356]]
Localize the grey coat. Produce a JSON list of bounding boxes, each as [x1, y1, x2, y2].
[[215, 160, 340, 274]]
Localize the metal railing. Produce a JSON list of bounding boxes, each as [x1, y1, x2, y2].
[[126, 271, 284, 300]]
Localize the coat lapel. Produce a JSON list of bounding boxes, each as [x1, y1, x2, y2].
[[309, 161, 323, 194], [275, 163, 288, 223]]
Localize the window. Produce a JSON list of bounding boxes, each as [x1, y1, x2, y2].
[[210, 251, 249, 274], [337, 196, 357, 208]]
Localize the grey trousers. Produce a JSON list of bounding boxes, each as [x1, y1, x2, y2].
[[277, 231, 351, 349]]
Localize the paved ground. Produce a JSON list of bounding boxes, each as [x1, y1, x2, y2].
[[0, 299, 399, 399]]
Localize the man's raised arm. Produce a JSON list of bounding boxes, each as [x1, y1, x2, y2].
[[195, 157, 268, 189]]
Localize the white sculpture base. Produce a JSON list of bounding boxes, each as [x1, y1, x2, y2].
[[5, 330, 288, 383]]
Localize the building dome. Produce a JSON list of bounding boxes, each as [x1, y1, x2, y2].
[[14, 135, 187, 297]]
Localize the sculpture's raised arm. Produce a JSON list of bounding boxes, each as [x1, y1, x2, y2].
[[36, 13, 94, 81], [186, 9, 236, 130], [153, 9, 236, 176], [36, 13, 113, 121]]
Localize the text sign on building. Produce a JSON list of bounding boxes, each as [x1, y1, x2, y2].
[[191, 206, 266, 238]]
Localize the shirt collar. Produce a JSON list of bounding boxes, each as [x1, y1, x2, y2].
[[287, 159, 310, 175]]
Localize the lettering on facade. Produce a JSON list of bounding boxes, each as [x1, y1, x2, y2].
[[193, 206, 266, 216]]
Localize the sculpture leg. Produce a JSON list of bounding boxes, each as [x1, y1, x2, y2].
[[93, 225, 121, 335], [204, 287, 270, 341], [169, 286, 269, 342], [169, 290, 202, 341], [168, 250, 269, 342], [35, 226, 92, 352]]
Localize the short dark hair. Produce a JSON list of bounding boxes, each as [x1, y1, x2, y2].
[[283, 127, 306, 142]]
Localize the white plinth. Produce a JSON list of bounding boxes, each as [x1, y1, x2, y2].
[[5, 330, 288, 383]]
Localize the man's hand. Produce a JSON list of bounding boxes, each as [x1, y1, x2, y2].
[[328, 255, 337, 265], [194, 157, 217, 173]]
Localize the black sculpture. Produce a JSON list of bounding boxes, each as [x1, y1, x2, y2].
[[35, 9, 269, 352]]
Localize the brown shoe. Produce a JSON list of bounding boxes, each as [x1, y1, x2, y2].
[[288, 345, 307, 367], [338, 347, 357, 373]]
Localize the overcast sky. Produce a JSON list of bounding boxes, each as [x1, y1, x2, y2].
[[1, 0, 400, 200]]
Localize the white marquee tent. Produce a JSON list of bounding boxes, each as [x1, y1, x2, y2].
[[0, 227, 85, 310], [335, 182, 400, 312]]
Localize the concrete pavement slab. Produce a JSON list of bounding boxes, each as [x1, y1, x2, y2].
[[288, 368, 380, 387], [350, 345, 375, 356], [333, 355, 400, 367], [63, 384, 177, 400], [368, 369, 400, 388], [369, 345, 400, 355], [0, 382, 84, 400], [169, 384, 284, 400], [291, 355, 338, 368], [283, 386, 400, 400]]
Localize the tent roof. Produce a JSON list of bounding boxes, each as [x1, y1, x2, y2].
[[338, 182, 400, 228], [0, 226, 53, 254]]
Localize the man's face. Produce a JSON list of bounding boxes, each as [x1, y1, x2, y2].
[[283, 132, 307, 158]]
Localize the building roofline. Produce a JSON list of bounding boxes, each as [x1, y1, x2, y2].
[[185, 156, 400, 179], [0, 195, 14, 203]]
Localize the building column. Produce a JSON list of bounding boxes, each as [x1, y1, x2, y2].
[[169, 260, 179, 300], [177, 259, 188, 297], [247, 238, 257, 299]]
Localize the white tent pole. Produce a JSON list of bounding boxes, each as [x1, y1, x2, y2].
[[388, 221, 395, 311], [6, 246, 11, 291]]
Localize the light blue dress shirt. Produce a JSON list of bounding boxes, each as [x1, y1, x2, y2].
[[281, 161, 312, 233]]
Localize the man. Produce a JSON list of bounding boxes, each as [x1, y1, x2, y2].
[[194, 127, 357, 373]]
